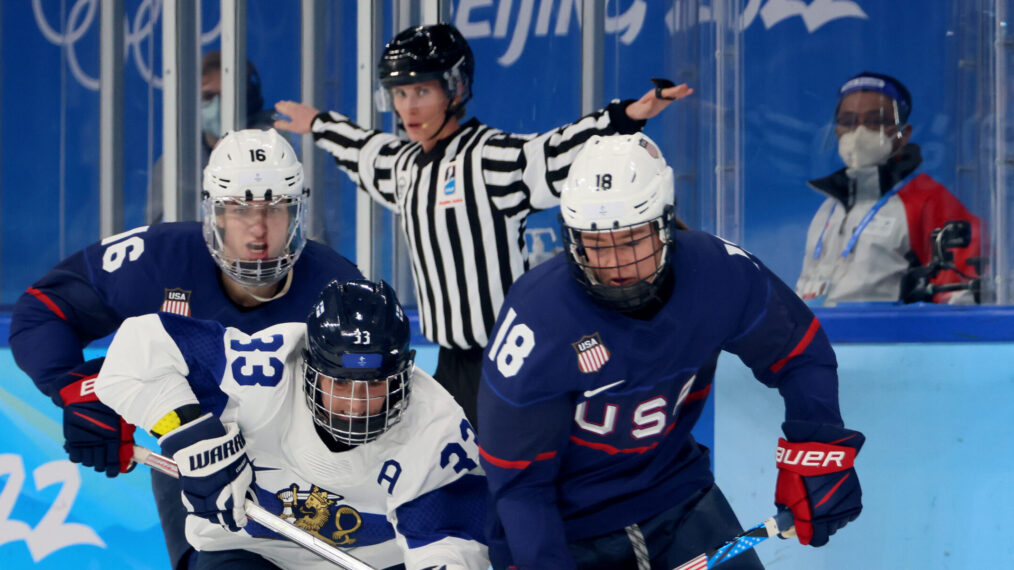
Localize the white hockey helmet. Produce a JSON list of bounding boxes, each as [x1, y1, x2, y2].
[[560, 133, 676, 311], [202, 128, 308, 288]]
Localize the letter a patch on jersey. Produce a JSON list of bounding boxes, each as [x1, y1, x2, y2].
[[160, 288, 192, 317], [572, 333, 610, 374]]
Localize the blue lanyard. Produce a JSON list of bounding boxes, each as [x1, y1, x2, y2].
[[813, 185, 902, 259]]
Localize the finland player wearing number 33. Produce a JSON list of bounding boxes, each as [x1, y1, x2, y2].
[[94, 279, 489, 569], [477, 133, 865, 569], [9, 129, 364, 569]]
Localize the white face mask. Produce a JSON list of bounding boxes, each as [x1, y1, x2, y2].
[[201, 94, 222, 139], [837, 126, 894, 169]]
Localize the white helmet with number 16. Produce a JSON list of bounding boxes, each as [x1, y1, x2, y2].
[[560, 133, 676, 312], [202, 128, 308, 288]]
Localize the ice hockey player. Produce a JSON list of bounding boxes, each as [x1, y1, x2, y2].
[[9, 129, 364, 569], [95, 279, 488, 569], [478, 133, 864, 569]]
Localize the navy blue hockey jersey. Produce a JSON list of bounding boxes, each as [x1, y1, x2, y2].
[[477, 230, 842, 569], [9, 222, 362, 403]]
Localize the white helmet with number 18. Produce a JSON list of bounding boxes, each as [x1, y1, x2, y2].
[[560, 133, 676, 312], [202, 128, 308, 288]]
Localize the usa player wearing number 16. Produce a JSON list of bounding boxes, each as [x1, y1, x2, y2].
[[8, 129, 364, 569], [95, 279, 489, 569], [477, 134, 865, 569]]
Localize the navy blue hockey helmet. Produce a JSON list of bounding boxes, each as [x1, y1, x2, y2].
[[375, 23, 474, 117], [303, 279, 415, 446]]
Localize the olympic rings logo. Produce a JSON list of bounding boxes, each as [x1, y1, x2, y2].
[[32, 0, 220, 91]]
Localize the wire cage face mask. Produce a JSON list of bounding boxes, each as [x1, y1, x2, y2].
[[302, 357, 412, 446], [203, 195, 307, 288], [562, 214, 673, 312], [302, 354, 412, 447]]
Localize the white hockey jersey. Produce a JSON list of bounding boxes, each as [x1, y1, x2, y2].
[[96, 313, 488, 570]]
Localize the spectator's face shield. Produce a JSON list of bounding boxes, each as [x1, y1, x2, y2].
[[835, 91, 903, 137], [832, 91, 906, 169]]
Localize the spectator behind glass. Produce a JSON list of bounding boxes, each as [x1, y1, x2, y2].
[[796, 71, 982, 306], [147, 50, 274, 224]]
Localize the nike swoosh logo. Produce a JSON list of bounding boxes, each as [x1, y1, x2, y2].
[[583, 380, 626, 399]]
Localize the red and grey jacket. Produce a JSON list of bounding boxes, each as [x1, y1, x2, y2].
[[796, 144, 981, 305]]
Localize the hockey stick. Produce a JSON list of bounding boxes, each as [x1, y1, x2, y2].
[[132, 446, 377, 570], [672, 510, 796, 570]]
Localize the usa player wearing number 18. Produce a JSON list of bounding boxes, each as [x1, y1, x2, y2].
[[477, 134, 865, 569], [94, 279, 489, 569], [8, 129, 364, 569]]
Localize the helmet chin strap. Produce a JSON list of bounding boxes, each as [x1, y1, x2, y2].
[[426, 111, 453, 142], [425, 102, 457, 142], [425, 89, 472, 141], [248, 269, 294, 303]]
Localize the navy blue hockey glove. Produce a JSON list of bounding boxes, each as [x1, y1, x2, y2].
[[775, 421, 864, 547], [58, 358, 137, 478], [159, 413, 254, 532]]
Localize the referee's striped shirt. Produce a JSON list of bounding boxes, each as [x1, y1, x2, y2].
[[312, 101, 644, 351]]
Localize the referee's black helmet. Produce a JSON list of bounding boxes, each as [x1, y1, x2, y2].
[[377, 23, 474, 106]]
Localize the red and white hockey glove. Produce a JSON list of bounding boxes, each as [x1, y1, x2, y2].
[[774, 421, 864, 547], [58, 358, 136, 477]]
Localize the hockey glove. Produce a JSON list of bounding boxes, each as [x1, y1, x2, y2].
[[58, 358, 136, 477], [774, 421, 864, 547], [159, 413, 254, 532]]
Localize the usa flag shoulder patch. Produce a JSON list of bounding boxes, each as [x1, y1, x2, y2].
[[572, 333, 610, 374], [160, 288, 192, 317]]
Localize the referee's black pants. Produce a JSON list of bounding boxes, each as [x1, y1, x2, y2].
[[433, 346, 484, 431]]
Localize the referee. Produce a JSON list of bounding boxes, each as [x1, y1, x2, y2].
[[275, 23, 692, 428]]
